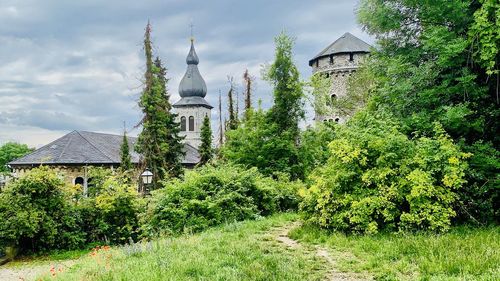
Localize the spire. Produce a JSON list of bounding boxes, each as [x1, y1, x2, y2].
[[179, 39, 207, 97]]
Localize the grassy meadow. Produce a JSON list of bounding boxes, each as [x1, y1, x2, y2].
[[290, 224, 500, 280], [36, 213, 328, 281]]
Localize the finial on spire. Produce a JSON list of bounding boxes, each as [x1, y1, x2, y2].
[[189, 21, 194, 42]]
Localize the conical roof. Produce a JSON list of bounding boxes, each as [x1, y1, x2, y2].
[[309, 32, 371, 66], [178, 39, 207, 98]]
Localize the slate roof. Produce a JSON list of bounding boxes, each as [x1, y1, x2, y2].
[[309, 32, 372, 66], [8, 131, 200, 166]]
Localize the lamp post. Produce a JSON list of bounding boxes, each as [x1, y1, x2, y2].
[[140, 169, 153, 195]]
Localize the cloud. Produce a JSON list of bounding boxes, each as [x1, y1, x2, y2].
[[0, 0, 373, 147]]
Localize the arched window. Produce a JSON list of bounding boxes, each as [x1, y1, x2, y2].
[[74, 177, 84, 186], [335, 118, 340, 123], [180, 116, 186, 131], [189, 116, 194, 131], [331, 94, 337, 104]]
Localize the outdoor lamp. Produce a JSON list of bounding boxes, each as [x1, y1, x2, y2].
[[141, 169, 153, 185]]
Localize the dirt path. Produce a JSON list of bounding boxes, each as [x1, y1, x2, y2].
[[274, 222, 372, 281], [0, 260, 75, 281]]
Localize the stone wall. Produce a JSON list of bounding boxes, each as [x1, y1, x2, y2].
[[174, 105, 211, 148], [312, 52, 368, 123]]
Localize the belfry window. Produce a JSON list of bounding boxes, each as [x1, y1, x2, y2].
[[189, 116, 194, 131], [180, 116, 186, 131]]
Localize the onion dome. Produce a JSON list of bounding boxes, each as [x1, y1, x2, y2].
[[178, 39, 207, 98]]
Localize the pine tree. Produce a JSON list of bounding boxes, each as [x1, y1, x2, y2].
[[120, 130, 133, 172], [136, 22, 185, 188], [266, 32, 304, 139], [199, 114, 213, 165]]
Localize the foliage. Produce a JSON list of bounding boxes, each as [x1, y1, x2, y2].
[[242, 69, 254, 119], [357, 0, 500, 223], [223, 32, 305, 180], [120, 132, 133, 173], [226, 76, 238, 130], [456, 141, 500, 224], [142, 163, 301, 236], [0, 167, 85, 253], [298, 122, 337, 179], [469, 0, 500, 75], [0, 142, 33, 174], [198, 115, 213, 165], [136, 23, 185, 188], [265, 31, 304, 139], [290, 223, 500, 280], [300, 113, 470, 233], [79, 174, 142, 244], [221, 107, 304, 180]]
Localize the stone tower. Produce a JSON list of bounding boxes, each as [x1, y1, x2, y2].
[[309, 32, 371, 123], [173, 39, 212, 148]]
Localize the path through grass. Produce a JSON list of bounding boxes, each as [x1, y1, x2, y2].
[[289, 224, 500, 280], [37, 213, 330, 281]]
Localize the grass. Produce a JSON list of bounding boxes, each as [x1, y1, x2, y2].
[[37, 213, 328, 281], [2, 248, 91, 269], [289, 223, 500, 281]]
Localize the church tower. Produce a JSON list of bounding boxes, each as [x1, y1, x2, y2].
[[309, 32, 371, 123], [173, 39, 213, 148]]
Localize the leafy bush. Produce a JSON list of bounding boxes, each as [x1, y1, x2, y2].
[[78, 168, 142, 244], [142, 164, 302, 236], [456, 141, 499, 224], [300, 112, 470, 233], [0, 167, 85, 253]]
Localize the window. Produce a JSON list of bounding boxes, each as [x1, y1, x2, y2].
[[316, 60, 319, 67], [189, 116, 195, 131], [329, 55, 333, 64], [335, 118, 340, 123], [331, 94, 337, 103], [349, 53, 354, 62], [74, 177, 84, 186], [180, 116, 186, 131]]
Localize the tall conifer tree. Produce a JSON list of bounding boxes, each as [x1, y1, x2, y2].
[[267, 32, 304, 139], [199, 115, 213, 165], [136, 22, 185, 188], [120, 130, 133, 172]]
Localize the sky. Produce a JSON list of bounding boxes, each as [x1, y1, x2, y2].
[[0, 0, 373, 148]]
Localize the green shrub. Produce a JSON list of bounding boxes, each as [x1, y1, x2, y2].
[[300, 112, 470, 233], [78, 169, 142, 244], [0, 167, 85, 253], [142, 164, 302, 236]]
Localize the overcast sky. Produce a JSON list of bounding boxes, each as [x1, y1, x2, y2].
[[0, 0, 372, 147]]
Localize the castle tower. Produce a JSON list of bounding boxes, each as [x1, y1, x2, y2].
[[173, 39, 213, 148], [309, 32, 371, 123]]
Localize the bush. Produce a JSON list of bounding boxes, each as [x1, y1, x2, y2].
[[300, 112, 470, 233], [0, 167, 85, 253], [142, 164, 302, 236], [78, 168, 142, 244]]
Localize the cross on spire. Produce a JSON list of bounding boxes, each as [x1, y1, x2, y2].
[[189, 21, 194, 42]]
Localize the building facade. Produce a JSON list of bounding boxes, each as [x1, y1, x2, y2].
[[309, 32, 371, 123], [173, 39, 213, 148]]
